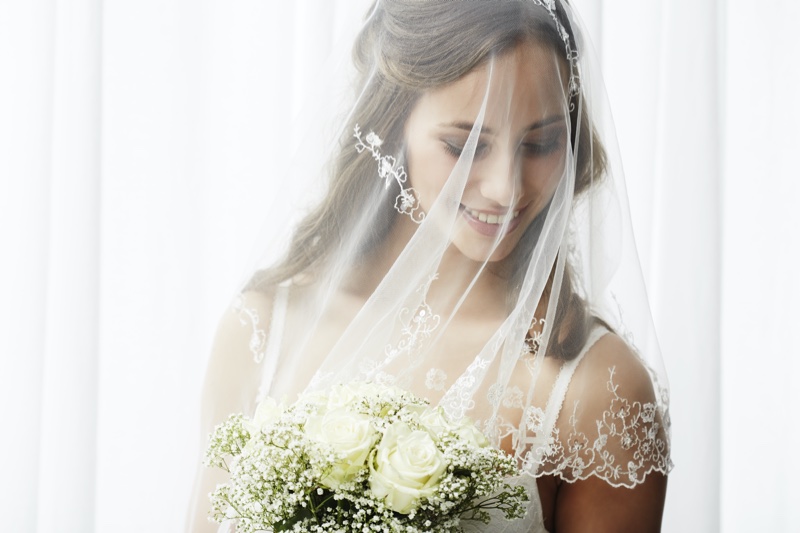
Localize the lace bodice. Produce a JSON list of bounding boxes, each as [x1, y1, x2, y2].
[[230, 286, 671, 532]]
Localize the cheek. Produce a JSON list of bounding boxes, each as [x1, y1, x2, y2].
[[521, 154, 566, 201], [407, 145, 454, 202]]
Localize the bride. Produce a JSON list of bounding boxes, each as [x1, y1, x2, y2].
[[187, 1, 672, 531]]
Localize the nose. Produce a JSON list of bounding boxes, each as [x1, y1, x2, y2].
[[476, 147, 520, 207]]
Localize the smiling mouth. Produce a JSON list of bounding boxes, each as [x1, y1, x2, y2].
[[460, 205, 526, 237], [462, 206, 521, 225]]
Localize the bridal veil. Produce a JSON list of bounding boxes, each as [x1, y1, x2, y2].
[[188, 1, 672, 530]]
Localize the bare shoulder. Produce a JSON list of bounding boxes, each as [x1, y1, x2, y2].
[[200, 288, 277, 427], [569, 330, 658, 405], [212, 289, 275, 362], [551, 328, 671, 484], [551, 331, 669, 532]]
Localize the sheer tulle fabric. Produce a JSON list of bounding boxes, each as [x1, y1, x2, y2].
[[188, 1, 671, 531]]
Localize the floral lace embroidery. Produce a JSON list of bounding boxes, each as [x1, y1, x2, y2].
[[523, 317, 546, 358], [384, 274, 440, 362], [232, 295, 267, 363], [354, 125, 424, 223], [425, 368, 447, 391], [531, 366, 672, 487], [502, 386, 524, 409], [440, 356, 491, 421], [487, 384, 524, 409], [525, 406, 546, 434]]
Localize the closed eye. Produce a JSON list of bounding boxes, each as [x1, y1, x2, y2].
[[443, 141, 490, 158], [521, 136, 563, 156]]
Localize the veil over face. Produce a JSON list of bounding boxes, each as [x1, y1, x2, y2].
[[218, 0, 672, 528], [403, 43, 567, 264]]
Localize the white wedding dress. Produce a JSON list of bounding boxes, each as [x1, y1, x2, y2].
[[191, 4, 674, 531], [222, 283, 653, 533]]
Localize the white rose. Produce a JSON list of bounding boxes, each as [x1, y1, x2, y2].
[[304, 407, 378, 488], [299, 390, 331, 410], [418, 407, 452, 437], [324, 383, 361, 410], [243, 397, 284, 434], [419, 408, 489, 448], [369, 421, 448, 514], [450, 416, 490, 448]]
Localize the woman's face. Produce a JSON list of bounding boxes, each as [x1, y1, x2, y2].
[[404, 41, 569, 263]]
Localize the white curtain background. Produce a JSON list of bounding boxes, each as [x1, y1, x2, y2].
[[1, 1, 797, 531]]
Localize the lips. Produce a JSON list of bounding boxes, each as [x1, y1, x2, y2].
[[461, 205, 525, 237]]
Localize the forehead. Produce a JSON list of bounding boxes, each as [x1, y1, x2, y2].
[[411, 41, 569, 133]]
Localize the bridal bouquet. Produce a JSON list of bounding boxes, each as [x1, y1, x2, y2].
[[205, 382, 528, 532]]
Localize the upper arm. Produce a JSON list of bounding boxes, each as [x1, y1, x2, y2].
[[548, 333, 671, 532], [555, 472, 667, 533], [185, 290, 274, 533], [199, 290, 274, 435]]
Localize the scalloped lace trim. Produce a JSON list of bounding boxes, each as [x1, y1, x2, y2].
[[526, 367, 673, 488]]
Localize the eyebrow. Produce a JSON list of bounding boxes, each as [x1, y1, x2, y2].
[[440, 116, 566, 135]]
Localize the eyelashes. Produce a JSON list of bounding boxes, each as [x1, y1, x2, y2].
[[520, 138, 562, 156], [442, 136, 563, 159], [442, 141, 463, 157], [443, 141, 488, 158]]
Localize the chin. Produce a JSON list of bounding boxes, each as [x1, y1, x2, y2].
[[451, 209, 535, 260], [450, 230, 520, 264]]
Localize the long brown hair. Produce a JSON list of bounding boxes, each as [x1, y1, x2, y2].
[[248, 1, 607, 359]]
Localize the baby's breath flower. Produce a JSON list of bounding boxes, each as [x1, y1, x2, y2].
[[204, 382, 528, 532]]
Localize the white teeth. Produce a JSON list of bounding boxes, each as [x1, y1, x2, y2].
[[466, 208, 520, 225]]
